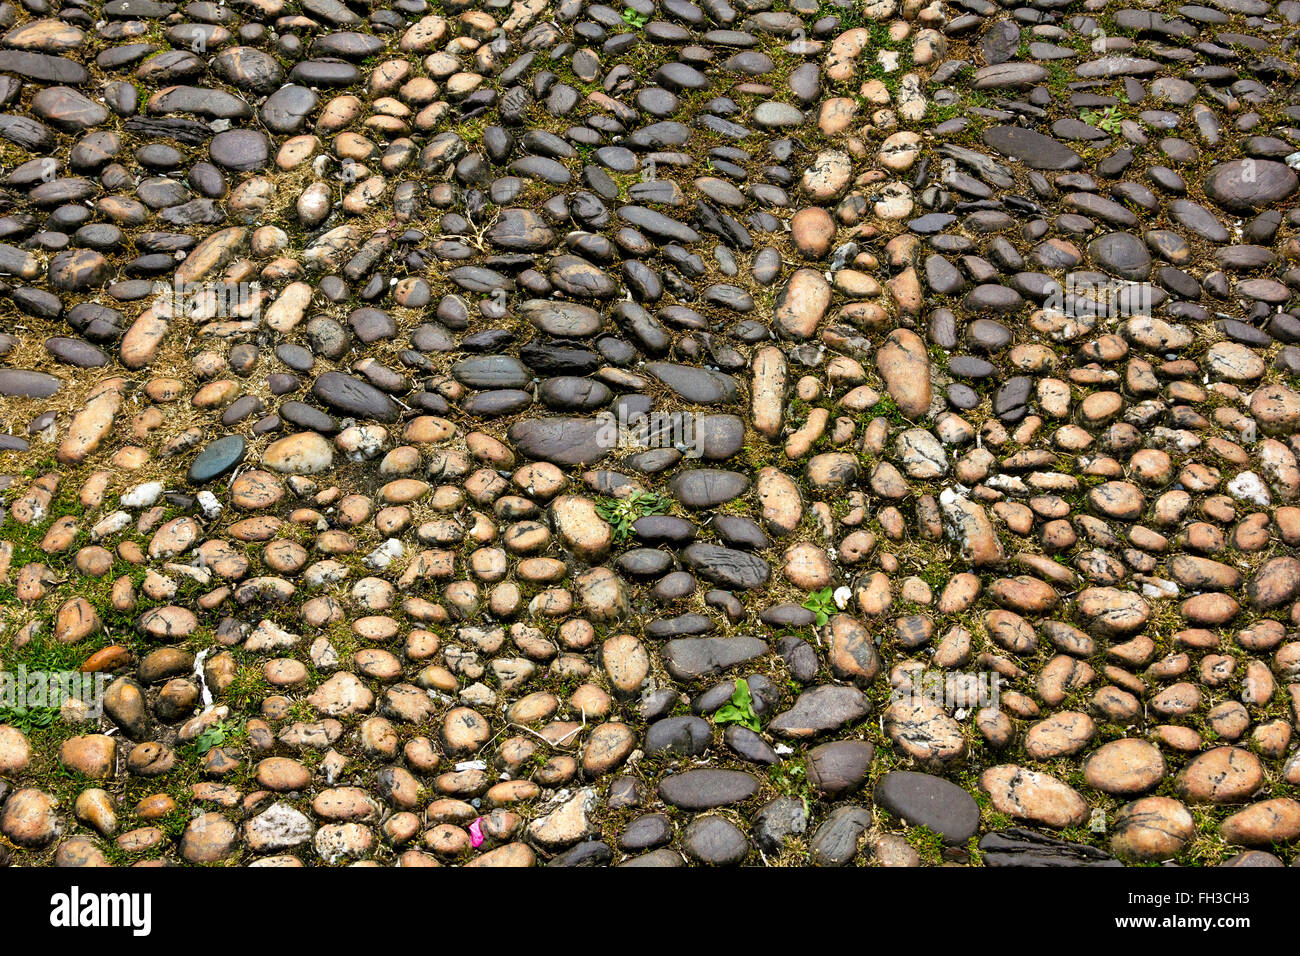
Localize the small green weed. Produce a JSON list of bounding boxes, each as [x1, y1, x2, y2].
[[713, 679, 760, 732], [802, 587, 836, 627], [0, 705, 58, 733], [193, 720, 238, 756], [1079, 106, 1123, 134], [595, 490, 671, 542]]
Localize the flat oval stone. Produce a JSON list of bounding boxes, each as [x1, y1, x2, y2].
[[507, 417, 616, 467], [189, 435, 247, 483], [520, 299, 602, 337], [44, 337, 107, 367], [983, 126, 1083, 170], [645, 716, 712, 756], [632, 514, 697, 545], [0, 369, 61, 397], [260, 84, 318, 133], [658, 769, 758, 809], [875, 771, 981, 844], [645, 362, 737, 405], [670, 469, 749, 507], [682, 816, 749, 864], [209, 129, 269, 171], [1203, 159, 1298, 212], [452, 355, 531, 389], [311, 372, 399, 422], [661, 636, 769, 679], [681, 543, 770, 590]]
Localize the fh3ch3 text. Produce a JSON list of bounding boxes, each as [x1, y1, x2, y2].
[[1129, 893, 1250, 907]]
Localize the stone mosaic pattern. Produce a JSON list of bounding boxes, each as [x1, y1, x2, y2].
[[0, 0, 1299, 867]]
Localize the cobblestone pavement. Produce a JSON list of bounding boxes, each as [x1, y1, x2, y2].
[[1, 0, 1300, 867]]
